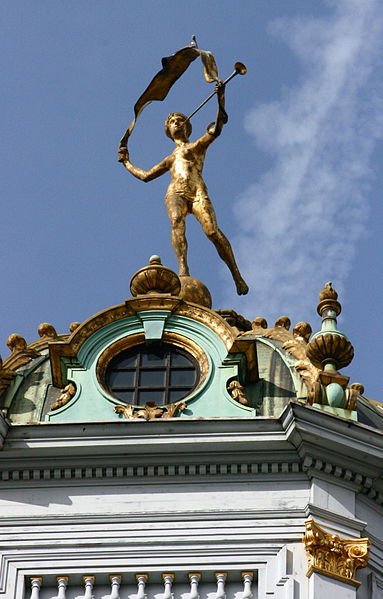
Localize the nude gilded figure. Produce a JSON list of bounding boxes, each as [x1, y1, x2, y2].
[[118, 82, 249, 296]]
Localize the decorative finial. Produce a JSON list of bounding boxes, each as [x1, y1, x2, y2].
[[293, 322, 312, 343], [306, 284, 354, 409], [317, 281, 341, 317], [38, 322, 57, 339], [251, 317, 268, 331], [130, 256, 181, 297], [69, 322, 81, 333], [6, 333, 27, 353], [274, 316, 291, 330]]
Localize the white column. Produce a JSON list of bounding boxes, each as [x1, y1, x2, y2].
[[162, 573, 174, 599], [110, 575, 122, 599], [309, 572, 356, 599], [215, 573, 226, 599], [188, 573, 201, 599], [83, 576, 95, 599], [241, 572, 253, 599], [29, 578, 42, 599], [136, 574, 148, 599], [57, 576, 68, 599]]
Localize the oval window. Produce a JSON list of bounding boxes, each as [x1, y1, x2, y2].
[[105, 343, 198, 406]]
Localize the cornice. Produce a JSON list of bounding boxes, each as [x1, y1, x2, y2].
[[1, 404, 383, 504]]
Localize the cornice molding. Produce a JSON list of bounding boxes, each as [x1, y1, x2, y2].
[[0, 459, 304, 487]]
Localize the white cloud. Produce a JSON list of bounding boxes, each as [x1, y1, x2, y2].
[[228, 0, 383, 325]]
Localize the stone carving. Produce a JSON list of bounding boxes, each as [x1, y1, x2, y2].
[[227, 380, 248, 405], [216, 310, 252, 332], [115, 401, 186, 420], [345, 382, 365, 411], [303, 519, 369, 588], [69, 322, 81, 333], [37, 322, 58, 339], [130, 255, 181, 297], [4, 333, 40, 371], [251, 317, 268, 332], [274, 316, 291, 330], [51, 383, 76, 411]]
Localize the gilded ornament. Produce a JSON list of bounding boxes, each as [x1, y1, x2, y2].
[[345, 383, 365, 411], [130, 256, 181, 297], [3, 333, 40, 372], [274, 316, 291, 330], [50, 383, 76, 411], [306, 333, 354, 370], [227, 380, 248, 405], [179, 275, 212, 308], [115, 401, 186, 420], [37, 322, 57, 339], [251, 317, 268, 331], [303, 519, 369, 587]]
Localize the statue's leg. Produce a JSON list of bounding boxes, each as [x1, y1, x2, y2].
[[192, 197, 249, 295], [165, 193, 189, 277]]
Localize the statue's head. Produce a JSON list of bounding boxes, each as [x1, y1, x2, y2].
[[165, 112, 192, 140]]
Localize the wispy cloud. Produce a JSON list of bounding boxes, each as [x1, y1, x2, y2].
[[229, 0, 383, 324]]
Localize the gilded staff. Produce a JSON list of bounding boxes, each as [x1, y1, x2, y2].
[[186, 62, 247, 122]]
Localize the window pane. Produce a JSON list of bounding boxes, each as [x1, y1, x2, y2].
[[139, 369, 165, 387], [170, 369, 195, 387], [171, 353, 192, 367], [109, 370, 135, 388], [141, 350, 166, 366], [114, 391, 134, 403], [114, 354, 137, 368], [137, 389, 165, 405], [169, 389, 189, 403]]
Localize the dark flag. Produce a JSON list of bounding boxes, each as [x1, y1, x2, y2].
[[119, 44, 219, 148]]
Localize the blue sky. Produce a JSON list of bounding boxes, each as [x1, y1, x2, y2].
[[1, 1, 382, 401]]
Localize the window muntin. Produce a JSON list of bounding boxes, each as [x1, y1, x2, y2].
[[105, 343, 198, 406]]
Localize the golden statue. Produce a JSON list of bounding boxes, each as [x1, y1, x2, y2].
[[118, 43, 249, 295]]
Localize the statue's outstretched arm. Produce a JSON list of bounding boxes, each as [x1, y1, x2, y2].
[[118, 148, 171, 182]]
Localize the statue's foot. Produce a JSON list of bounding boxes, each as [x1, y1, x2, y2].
[[235, 278, 249, 295]]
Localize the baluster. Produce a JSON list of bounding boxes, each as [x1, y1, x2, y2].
[[136, 574, 149, 599], [241, 572, 253, 599], [110, 575, 122, 599], [162, 573, 174, 599], [57, 576, 68, 599], [29, 577, 42, 599], [83, 576, 95, 599], [188, 573, 201, 599], [215, 573, 226, 599]]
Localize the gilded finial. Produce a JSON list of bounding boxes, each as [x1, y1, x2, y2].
[[274, 316, 290, 330], [293, 322, 312, 343], [317, 281, 341, 317], [130, 256, 181, 297], [251, 317, 268, 331], [38, 322, 57, 339], [69, 322, 81, 333], [6, 333, 27, 353]]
